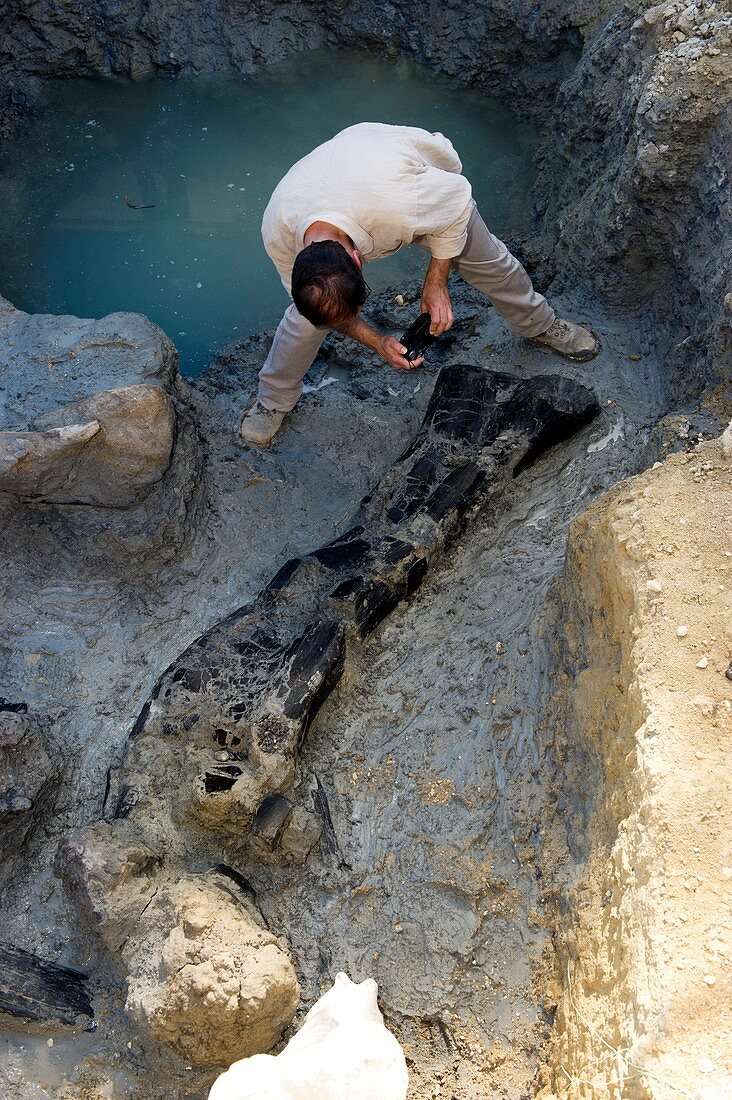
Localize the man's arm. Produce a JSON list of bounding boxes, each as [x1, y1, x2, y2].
[[412, 164, 472, 336], [421, 256, 455, 336], [333, 314, 423, 371]]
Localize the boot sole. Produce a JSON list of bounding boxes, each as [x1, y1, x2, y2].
[[529, 329, 601, 363], [239, 428, 281, 446]]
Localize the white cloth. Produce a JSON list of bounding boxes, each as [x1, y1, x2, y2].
[[208, 973, 409, 1100], [261, 122, 474, 293]]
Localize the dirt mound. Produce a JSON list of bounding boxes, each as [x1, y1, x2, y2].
[[543, 429, 731, 1098]]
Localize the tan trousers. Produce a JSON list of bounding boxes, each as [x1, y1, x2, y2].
[[257, 205, 554, 411]]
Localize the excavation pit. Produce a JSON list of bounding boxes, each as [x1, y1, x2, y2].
[[0, 4, 730, 1098]]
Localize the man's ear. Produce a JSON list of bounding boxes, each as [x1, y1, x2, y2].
[[350, 249, 362, 270]]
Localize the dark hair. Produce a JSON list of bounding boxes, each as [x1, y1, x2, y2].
[[291, 241, 368, 328]]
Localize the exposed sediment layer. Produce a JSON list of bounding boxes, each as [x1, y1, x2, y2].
[[540, 431, 731, 1098], [533, 0, 732, 404], [57, 364, 599, 1066]]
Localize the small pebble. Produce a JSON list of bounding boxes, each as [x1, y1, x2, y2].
[[676, 625, 688, 637], [47, 1038, 54, 1048], [646, 579, 663, 593], [215, 750, 231, 762], [698, 1058, 716, 1074], [696, 656, 708, 669], [629, 353, 642, 361], [395, 294, 405, 306], [495, 641, 504, 654], [703, 974, 716, 986], [679, 911, 688, 922]]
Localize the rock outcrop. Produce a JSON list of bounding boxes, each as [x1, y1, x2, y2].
[[534, 1, 732, 402], [0, 297, 179, 507]]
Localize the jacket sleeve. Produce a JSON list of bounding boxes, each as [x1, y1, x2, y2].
[[415, 168, 474, 259], [408, 128, 464, 174]]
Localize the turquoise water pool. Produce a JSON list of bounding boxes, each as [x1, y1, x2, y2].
[[0, 50, 539, 375]]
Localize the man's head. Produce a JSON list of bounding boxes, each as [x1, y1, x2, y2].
[[291, 241, 369, 329]]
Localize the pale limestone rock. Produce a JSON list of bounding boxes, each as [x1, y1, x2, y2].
[[209, 972, 409, 1100], [124, 874, 299, 1067], [58, 834, 299, 1065], [56, 820, 163, 953], [0, 383, 175, 506], [0, 420, 100, 493], [0, 294, 180, 507]]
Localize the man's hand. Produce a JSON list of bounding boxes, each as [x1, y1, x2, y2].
[[334, 314, 423, 370], [377, 335, 423, 371], [421, 257, 455, 335]]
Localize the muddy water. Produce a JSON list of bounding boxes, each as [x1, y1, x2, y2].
[[0, 50, 539, 375]]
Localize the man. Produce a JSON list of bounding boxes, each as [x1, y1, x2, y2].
[[241, 123, 598, 446]]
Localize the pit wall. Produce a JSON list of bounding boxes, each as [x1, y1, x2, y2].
[[0, 0, 614, 121], [532, 0, 732, 406], [540, 432, 731, 1099]]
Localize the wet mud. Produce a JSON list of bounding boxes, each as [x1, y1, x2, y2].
[[0, 278, 667, 1096]]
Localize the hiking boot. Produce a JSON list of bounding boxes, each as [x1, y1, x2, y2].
[[529, 317, 599, 362], [239, 402, 286, 446]]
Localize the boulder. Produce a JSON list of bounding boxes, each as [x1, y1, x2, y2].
[[58, 820, 300, 1067], [123, 874, 300, 1067], [0, 296, 178, 507], [0, 384, 175, 506]]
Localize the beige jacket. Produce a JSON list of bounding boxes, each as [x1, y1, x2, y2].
[[261, 122, 474, 293]]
